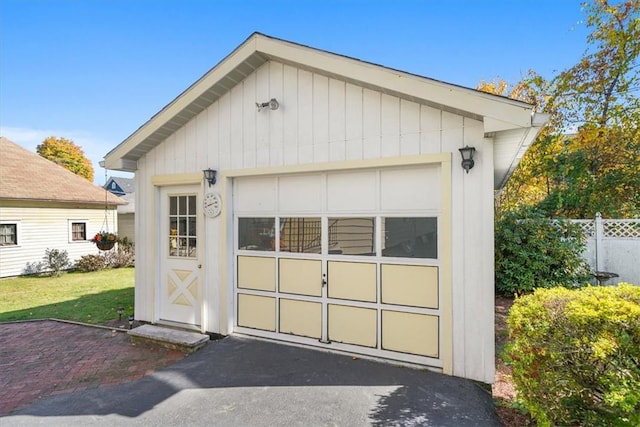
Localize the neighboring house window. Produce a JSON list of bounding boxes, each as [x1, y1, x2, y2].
[[70, 221, 87, 241], [0, 223, 17, 246]]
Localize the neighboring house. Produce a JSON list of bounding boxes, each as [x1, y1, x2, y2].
[[105, 176, 135, 243], [0, 137, 125, 277], [104, 176, 134, 196], [104, 33, 547, 383]]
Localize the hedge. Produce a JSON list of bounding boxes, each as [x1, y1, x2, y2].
[[495, 209, 591, 296], [507, 284, 640, 426]]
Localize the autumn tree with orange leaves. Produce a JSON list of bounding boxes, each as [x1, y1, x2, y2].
[[37, 136, 94, 182], [482, 0, 640, 219]]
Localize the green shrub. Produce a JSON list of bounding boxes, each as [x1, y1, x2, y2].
[[42, 248, 70, 277], [75, 254, 107, 272], [495, 209, 591, 296], [507, 284, 640, 426], [103, 241, 134, 268]]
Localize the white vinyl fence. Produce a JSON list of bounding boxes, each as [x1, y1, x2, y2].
[[570, 213, 640, 286]]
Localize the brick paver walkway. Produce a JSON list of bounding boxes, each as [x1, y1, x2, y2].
[[0, 320, 186, 415]]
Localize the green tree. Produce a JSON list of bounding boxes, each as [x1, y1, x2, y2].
[[36, 136, 94, 182], [491, 0, 640, 218]]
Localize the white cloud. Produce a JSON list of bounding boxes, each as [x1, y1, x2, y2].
[[0, 126, 133, 185]]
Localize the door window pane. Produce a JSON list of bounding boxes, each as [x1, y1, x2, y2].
[[328, 217, 375, 256], [382, 217, 437, 259], [170, 197, 177, 215], [169, 195, 197, 257], [280, 218, 322, 253], [179, 196, 187, 215], [238, 218, 275, 251]]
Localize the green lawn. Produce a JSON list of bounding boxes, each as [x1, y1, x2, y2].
[[0, 268, 134, 324]]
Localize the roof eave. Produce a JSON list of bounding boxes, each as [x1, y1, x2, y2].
[[105, 33, 537, 170], [495, 112, 550, 190]]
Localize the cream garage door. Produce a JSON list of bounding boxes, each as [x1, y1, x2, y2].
[[233, 165, 449, 369]]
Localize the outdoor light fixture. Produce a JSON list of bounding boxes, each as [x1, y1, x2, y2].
[[203, 169, 217, 187], [458, 146, 476, 173], [117, 306, 124, 321], [128, 315, 134, 330], [256, 98, 279, 112]]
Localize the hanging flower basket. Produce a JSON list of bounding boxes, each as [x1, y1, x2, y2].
[[92, 232, 118, 251]]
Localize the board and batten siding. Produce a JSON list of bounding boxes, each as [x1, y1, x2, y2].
[[135, 60, 495, 383], [0, 205, 117, 278]]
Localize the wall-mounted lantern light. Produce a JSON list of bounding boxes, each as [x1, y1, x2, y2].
[[256, 98, 279, 112], [203, 169, 217, 187], [458, 146, 476, 173]]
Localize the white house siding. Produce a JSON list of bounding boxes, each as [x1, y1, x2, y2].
[[117, 213, 135, 243], [135, 60, 494, 383], [0, 205, 118, 278]]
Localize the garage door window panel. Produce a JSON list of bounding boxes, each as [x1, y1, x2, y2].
[[382, 217, 437, 259], [328, 217, 375, 256], [280, 217, 321, 253], [238, 218, 275, 251]]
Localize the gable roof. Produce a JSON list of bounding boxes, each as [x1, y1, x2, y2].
[[0, 137, 125, 206], [105, 176, 135, 194], [105, 32, 547, 188]]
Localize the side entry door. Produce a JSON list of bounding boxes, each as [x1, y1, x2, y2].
[[158, 186, 201, 327]]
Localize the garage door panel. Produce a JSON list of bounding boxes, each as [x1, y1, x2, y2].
[[381, 264, 438, 308], [237, 256, 276, 291], [380, 166, 440, 211], [328, 261, 377, 302], [235, 177, 277, 212], [278, 174, 322, 212], [328, 304, 377, 348], [280, 299, 322, 338], [326, 170, 376, 211], [382, 310, 439, 357], [279, 258, 322, 296], [238, 294, 276, 331]]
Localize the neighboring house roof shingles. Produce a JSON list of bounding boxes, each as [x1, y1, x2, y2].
[[105, 176, 135, 194], [0, 137, 125, 206]]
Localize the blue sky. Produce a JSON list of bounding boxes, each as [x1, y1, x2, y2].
[[1, 0, 590, 184]]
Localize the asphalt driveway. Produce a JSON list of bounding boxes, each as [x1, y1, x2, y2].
[[3, 334, 500, 426]]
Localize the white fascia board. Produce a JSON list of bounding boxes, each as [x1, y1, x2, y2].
[[256, 36, 534, 129], [484, 116, 527, 133], [494, 124, 544, 190]]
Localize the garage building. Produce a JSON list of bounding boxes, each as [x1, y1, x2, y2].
[[104, 33, 547, 383]]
